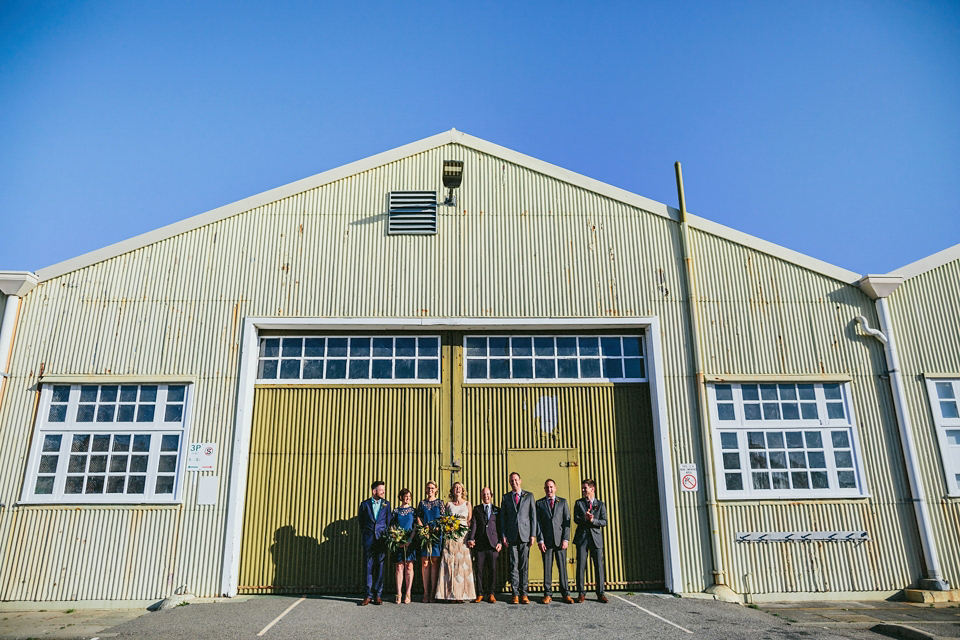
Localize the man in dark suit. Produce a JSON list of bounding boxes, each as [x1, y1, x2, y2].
[[358, 480, 391, 605], [573, 478, 608, 603], [465, 486, 502, 603], [501, 471, 538, 604], [536, 479, 573, 604]]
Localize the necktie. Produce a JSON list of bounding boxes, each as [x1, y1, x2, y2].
[[485, 504, 491, 520], [550, 498, 555, 510], [514, 492, 520, 506]]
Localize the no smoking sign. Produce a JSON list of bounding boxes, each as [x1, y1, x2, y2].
[[679, 463, 698, 492]]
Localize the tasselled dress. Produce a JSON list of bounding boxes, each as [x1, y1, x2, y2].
[[434, 501, 476, 601]]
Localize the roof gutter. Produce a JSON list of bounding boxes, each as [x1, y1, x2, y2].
[[0, 272, 39, 406], [857, 274, 949, 591]]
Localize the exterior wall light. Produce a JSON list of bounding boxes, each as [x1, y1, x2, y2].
[[442, 160, 463, 206]]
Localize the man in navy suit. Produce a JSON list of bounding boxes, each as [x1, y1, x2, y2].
[[359, 480, 391, 605]]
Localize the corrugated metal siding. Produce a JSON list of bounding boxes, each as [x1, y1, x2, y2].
[[691, 229, 921, 593], [460, 384, 664, 588], [238, 386, 442, 593], [888, 256, 960, 588], [0, 140, 920, 599], [2, 507, 180, 600]]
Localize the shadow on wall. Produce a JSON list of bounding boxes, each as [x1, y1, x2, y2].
[[270, 519, 359, 592]]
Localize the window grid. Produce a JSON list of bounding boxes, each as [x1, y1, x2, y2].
[[48, 384, 186, 425], [463, 335, 646, 382], [927, 378, 960, 496], [257, 336, 441, 382], [25, 384, 188, 504], [711, 382, 865, 499]]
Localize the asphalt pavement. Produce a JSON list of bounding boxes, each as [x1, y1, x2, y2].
[[71, 593, 880, 640], [5, 593, 959, 640]]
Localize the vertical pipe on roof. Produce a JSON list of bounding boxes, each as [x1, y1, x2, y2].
[[674, 163, 736, 599]]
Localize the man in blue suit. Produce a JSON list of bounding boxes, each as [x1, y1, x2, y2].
[[359, 480, 391, 605]]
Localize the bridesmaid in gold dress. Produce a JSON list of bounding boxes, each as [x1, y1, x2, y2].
[[435, 482, 477, 603]]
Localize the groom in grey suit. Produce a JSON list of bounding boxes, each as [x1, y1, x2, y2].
[[501, 471, 538, 604], [573, 478, 608, 603], [536, 479, 573, 604]]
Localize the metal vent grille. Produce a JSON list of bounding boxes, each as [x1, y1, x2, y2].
[[388, 191, 437, 235]]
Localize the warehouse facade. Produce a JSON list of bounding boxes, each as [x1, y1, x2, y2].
[[0, 130, 956, 603]]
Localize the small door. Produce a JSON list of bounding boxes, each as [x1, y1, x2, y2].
[[507, 448, 580, 588]]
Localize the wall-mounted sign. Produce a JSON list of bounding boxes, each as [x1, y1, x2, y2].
[[679, 463, 698, 492], [187, 443, 217, 471]]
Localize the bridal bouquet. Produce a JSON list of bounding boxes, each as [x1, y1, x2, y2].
[[384, 526, 411, 554], [414, 524, 434, 552], [430, 515, 468, 542]]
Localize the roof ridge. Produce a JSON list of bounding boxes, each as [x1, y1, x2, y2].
[[32, 129, 860, 285], [887, 242, 960, 280]]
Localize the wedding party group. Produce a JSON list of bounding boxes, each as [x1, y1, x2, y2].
[[358, 472, 608, 606]]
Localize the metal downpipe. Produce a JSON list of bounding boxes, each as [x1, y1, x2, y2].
[[874, 298, 949, 590], [0, 294, 22, 402], [675, 163, 735, 599]]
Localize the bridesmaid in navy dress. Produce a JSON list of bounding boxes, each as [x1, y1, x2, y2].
[[416, 481, 444, 603], [391, 488, 417, 603]]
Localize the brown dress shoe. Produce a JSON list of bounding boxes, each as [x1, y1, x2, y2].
[[487, 594, 497, 603], [597, 594, 609, 603], [563, 595, 575, 604], [542, 596, 552, 604], [520, 595, 530, 604], [511, 596, 519, 604], [577, 594, 585, 603], [474, 596, 484, 603], [373, 596, 382, 605], [360, 597, 371, 606]]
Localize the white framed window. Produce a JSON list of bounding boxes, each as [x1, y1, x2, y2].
[[463, 335, 646, 383], [21, 383, 190, 504], [708, 382, 867, 499], [926, 378, 960, 496], [256, 336, 441, 383]]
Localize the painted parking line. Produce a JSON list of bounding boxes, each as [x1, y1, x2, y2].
[[257, 596, 306, 636], [611, 594, 693, 634]]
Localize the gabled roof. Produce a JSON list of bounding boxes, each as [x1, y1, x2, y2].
[[34, 129, 861, 284], [887, 242, 960, 280]]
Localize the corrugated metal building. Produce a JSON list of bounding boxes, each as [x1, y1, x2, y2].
[[0, 130, 956, 603]]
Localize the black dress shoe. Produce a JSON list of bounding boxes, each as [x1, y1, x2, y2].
[[374, 596, 382, 605]]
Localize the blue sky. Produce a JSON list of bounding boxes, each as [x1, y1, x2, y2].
[[1, 0, 958, 275]]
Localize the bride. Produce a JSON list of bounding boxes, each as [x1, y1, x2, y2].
[[435, 482, 477, 603]]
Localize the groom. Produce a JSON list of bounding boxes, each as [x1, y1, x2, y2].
[[501, 471, 538, 604], [359, 480, 391, 605]]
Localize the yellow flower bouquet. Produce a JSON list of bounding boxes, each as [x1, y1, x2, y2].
[[384, 526, 412, 554], [414, 524, 434, 552], [430, 514, 468, 543]]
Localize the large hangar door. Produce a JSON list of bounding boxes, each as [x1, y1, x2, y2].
[[458, 334, 665, 590], [238, 385, 442, 593]]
